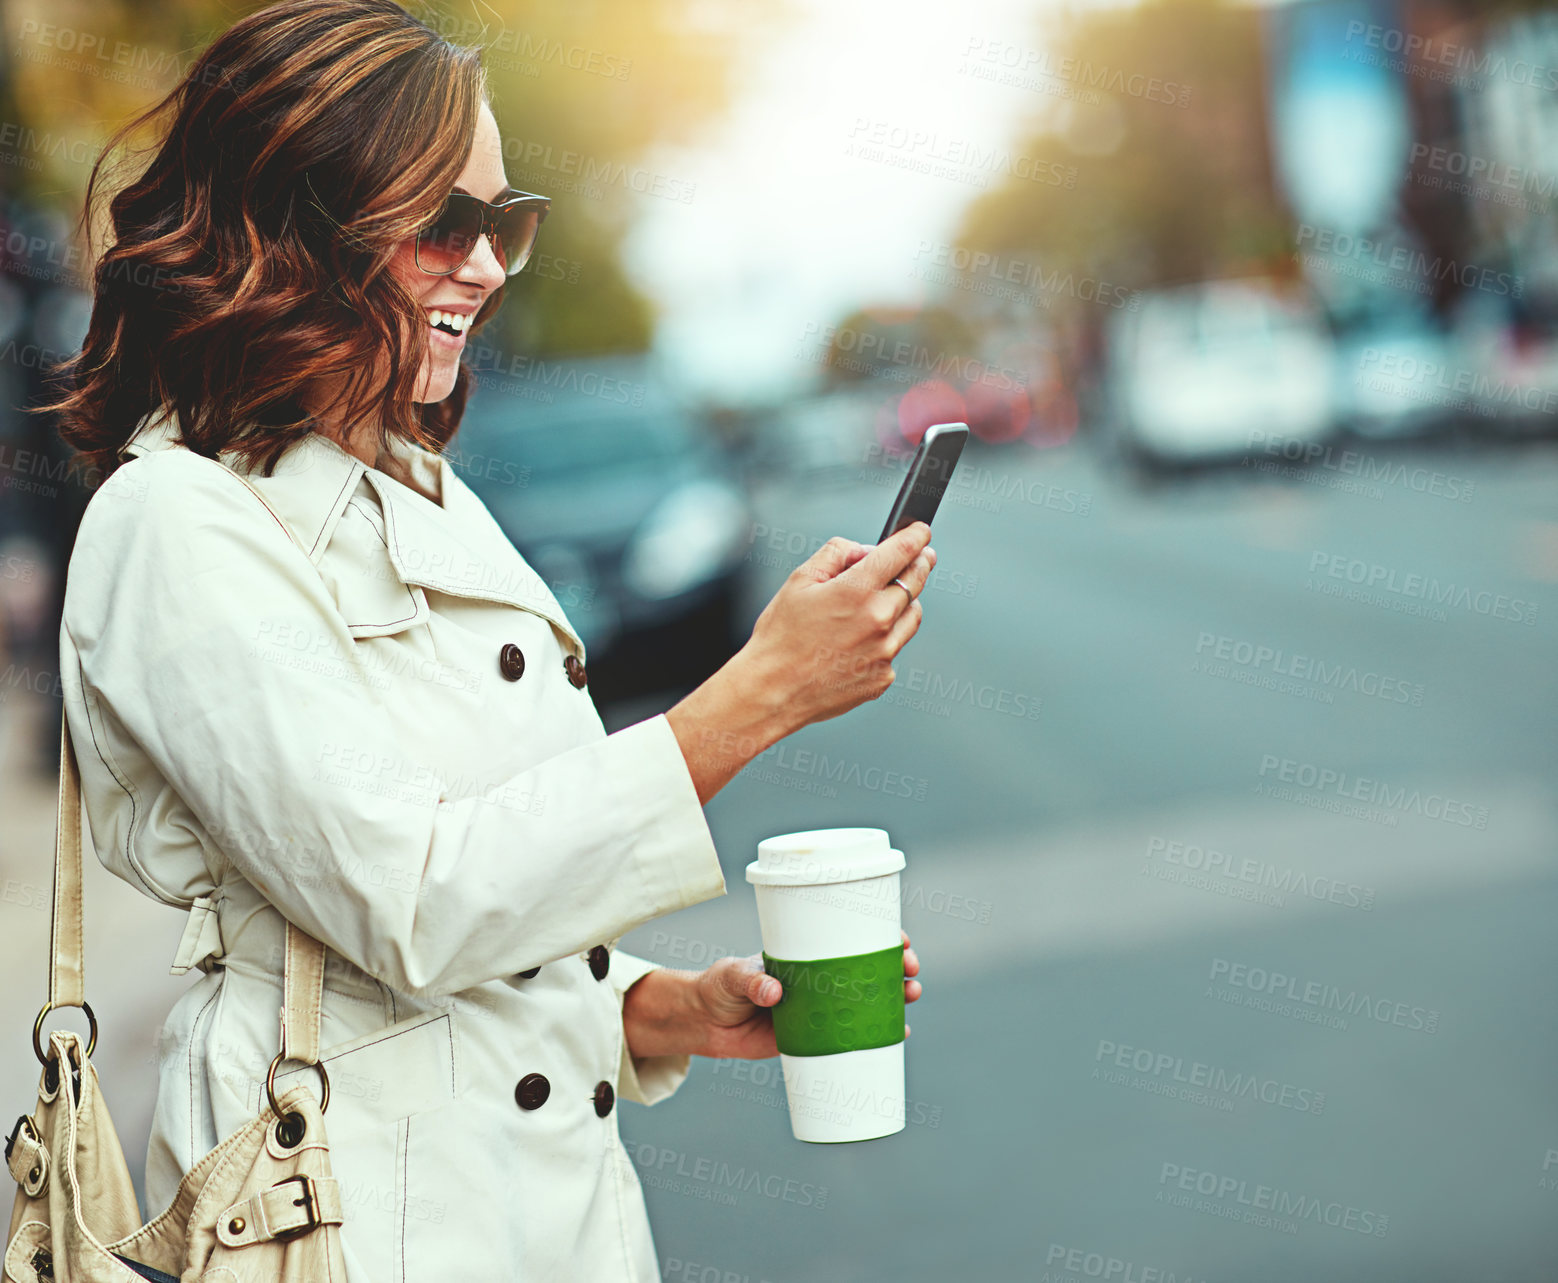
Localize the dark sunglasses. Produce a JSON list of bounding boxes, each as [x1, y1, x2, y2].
[[414, 188, 550, 276]]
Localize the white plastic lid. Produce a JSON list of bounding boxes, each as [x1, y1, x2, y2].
[[744, 827, 905, 887]]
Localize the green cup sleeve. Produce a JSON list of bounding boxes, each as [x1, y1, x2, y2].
[[762, 944, 905, 1057]]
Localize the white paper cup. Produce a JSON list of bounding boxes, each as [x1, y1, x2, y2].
[[745, 828, 907, 1143]]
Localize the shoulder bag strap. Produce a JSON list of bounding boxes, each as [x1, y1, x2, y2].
[[46, 449, 330, 1082], [209, 458, 331, 1073], [48, 716, 85, 1011]]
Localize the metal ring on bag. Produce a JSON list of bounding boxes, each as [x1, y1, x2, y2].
[[265, 1049, 331, 1119], [32, 1000, 96, 1065]]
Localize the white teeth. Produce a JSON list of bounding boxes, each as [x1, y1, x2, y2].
[[427, 309, 469, 334]]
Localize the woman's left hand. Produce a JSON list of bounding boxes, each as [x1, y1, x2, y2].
[[688, 930, 921, 1061]]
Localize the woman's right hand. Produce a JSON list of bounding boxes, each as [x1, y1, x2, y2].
[[666, 521, 936, 805], [742, 521, 936, 729]]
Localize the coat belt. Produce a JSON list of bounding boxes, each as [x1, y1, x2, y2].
[[170, 892, 226, 976]]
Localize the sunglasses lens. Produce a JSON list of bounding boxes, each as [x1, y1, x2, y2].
[[494, 206, 544, 275], [415, 198, 482, 274]]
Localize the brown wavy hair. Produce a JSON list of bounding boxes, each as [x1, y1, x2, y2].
[[44, 0, 494, 483]]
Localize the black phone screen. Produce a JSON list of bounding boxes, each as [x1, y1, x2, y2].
[[878, 423, 969, 542]]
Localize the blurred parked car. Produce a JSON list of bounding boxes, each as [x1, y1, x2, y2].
[[750, 385, 884, 481], [449, 355, 752, 700], [1330, 301, 1455, 440], [1106, 277, 1337, 468], [1453, 294, 1558, 436]]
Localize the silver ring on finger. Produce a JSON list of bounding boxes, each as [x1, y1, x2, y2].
[[890, 576, 914, 603]]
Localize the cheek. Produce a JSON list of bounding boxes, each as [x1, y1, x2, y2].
[[388, 245, 432, 305]]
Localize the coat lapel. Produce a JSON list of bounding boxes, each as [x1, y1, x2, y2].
[[118, 405, 584, 656], [360, 456, 584, 655]]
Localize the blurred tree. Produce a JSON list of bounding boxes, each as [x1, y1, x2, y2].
[[954, 0, 1291, 300], [2, 0, 789, 355]]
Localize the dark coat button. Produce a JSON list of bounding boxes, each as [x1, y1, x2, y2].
[[515, 1073, 550, 1110], [517, 966, 541, 980], [499, 643, 526, 682], [593, 1081, 615, 1118], [587, 945, 610, 980], [564, 654, 588, 688]]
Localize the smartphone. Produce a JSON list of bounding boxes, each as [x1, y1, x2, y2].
[[878, 422, 969, 542]]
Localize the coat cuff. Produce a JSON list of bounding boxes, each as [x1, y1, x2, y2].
[[611, 949, 692, 1106]]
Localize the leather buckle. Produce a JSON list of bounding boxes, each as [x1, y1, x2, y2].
[[271, 1173, 321, 1240], [5, 1113, 36, 1163]]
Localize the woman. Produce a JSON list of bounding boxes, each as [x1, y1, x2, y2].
[[46, 0, 930, 1277]]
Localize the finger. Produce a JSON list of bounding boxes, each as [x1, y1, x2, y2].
[[905, 978, 922, 1003], [895, 549, 935, 600], [795, 535, 867, 586], [903, 947, 919, 978], [881, 595, 923, 658], [752, 971, 781, 1005], [838, 521, 931, 592]]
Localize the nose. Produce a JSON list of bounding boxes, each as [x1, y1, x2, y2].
[[455, 227, 507, 291]]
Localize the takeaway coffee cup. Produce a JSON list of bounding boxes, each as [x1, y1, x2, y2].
[[745, 827, 907, 1143]]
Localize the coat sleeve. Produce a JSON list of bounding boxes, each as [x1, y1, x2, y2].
[[609, 950, 692, 1106], [62, 450, 727, 999]]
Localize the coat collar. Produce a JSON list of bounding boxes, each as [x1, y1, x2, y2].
[[119, 405, 584, 653]]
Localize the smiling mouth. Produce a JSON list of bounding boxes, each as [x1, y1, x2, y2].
[[427, 308, 473, 337]]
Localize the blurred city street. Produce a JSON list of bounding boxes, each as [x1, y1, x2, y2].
[[2, 0, 1555, 1277]]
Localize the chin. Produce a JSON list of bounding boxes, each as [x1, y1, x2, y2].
[[414, 366, 461, 405]]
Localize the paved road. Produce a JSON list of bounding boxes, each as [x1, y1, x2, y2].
[[2, 431, 1554, 1280]]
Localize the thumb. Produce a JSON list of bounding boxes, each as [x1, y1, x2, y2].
[[839, 521, 931, 590], [711, 955, 778, 1011]]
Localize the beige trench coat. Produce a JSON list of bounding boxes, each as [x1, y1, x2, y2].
[[57, 406, 729, 1281]]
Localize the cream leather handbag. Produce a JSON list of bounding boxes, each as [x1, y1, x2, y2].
[[4, 718, 350, 1282]]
